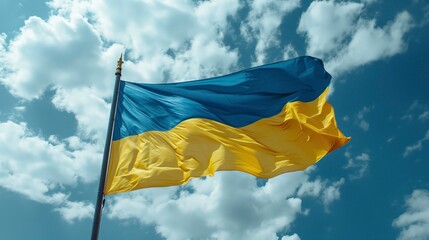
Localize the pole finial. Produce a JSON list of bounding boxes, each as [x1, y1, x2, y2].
[[115, 53, 123, 75]]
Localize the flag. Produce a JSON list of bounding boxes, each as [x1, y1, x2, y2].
[[104, 56, 350, 195]]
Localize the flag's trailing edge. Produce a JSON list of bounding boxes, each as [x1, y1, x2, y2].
[[104, 56, 350, 195]]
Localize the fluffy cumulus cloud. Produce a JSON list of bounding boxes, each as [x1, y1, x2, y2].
[[0, 6, 123, 143], [107, 169, 344, 240], [0, 120, 97, 222], [241, 0, 301, 65], [297, 175, 345, 211], [88, 0, 240, 81], [281, 234, 301, 240], [55, 200, 95, 223], [1, 14, 118, 100], [298, 1, 364, 59], [52, 87, 111, 142], [393, 189, 429, 240], [298, 0, 413, 76]]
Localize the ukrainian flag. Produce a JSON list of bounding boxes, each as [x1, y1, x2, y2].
[[105, 56, 349, 195]]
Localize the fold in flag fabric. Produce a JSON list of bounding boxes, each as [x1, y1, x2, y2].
[[105, 56, 350, 195]]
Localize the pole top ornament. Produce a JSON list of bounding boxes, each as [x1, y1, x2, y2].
[[115, 53, 123, 75]]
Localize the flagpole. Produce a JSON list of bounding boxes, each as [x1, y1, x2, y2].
[[91, 54, 123, 240]]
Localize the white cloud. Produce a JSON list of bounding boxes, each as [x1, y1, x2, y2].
[[47, 0, 91, 17], [403, 141, 423, 157], [167, 35, 239, 82], [0, 120, 98, 221], [327, 11, 413, 75], [52, 87, 110, 142], [89, 0, 199, 59], [321, 178, 345, 208], [283, 44, 299, 60], [13, 106, 26, 112], [419, 111, 429, 121], [353, 106, 371, 131], [0, 12, 124, 144], [241, 0, 301, 65], [297, 177, 345, 211], [107, 169, 344, 240], [403, 130, 429, 157], [298, 1, 363, 59], [88, 0, 240, 80], [359, 120, 370, 131], [297, 178, 324, 197], [108, 172, 301, 240], [344, 151, 370, 180], [402, 100, 429, 122], [298, 0, 413, 76], [401, 114, 413, 121], [281, 233, 301, 240], [55, 200, 95, 223], [393, 189, 429, 240], [1, 15, 117, 100]]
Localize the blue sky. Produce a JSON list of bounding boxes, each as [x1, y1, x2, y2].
[[0, 0, 428, 239]]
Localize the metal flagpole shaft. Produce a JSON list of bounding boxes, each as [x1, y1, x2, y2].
[[91, 54, 123, 240]]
